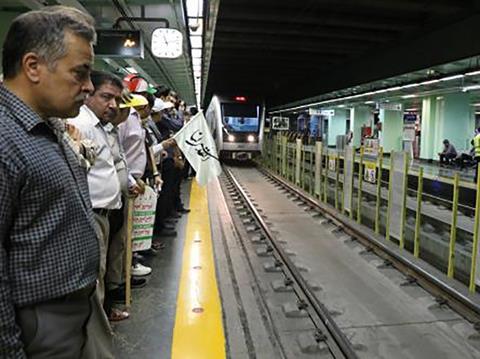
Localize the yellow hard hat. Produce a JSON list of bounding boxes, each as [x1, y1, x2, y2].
[[119, 94, 148, 109]]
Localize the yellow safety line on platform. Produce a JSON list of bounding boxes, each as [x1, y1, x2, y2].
[[171, 181, 226, 359]]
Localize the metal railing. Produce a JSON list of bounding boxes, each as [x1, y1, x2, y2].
[[260, 134, 480, 294]]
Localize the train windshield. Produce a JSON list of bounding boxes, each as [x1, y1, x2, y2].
[[222, 103, 260, 132]]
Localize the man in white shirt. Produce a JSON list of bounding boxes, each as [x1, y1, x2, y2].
[[68, 71, 123, 304]]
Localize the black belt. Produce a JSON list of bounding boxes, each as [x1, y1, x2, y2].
[[51, 283, 96, 303], [93, 208, 110, 217]]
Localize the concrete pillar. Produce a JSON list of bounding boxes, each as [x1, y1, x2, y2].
[[351, 106, 371, 148], [379, 108, 403, 153], [327, 108, 347, 147], [441, 93, 474, 152], [420, 96, 437, 160], [420, 94, 474, 160]]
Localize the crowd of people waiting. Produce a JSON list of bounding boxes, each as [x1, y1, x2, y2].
[[0, 6, 196, 358]]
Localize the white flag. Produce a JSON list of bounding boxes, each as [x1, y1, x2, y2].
[[173, 111, 222, 186]]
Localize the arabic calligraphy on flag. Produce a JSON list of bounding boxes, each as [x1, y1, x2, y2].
[[174, 111, 222, 186]]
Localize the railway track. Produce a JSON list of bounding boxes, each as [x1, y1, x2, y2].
[[219, 163, 480, 358]]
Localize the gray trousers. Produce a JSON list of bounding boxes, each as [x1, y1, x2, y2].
[[93, 212, 110, 304], [17, 285, 94, 359], [105, 207, 127, 291], [80, 288, 114, 359]]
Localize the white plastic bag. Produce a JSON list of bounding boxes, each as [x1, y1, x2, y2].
[[132, 186, 157, 252]]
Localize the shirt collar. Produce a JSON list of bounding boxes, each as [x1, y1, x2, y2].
[[0, 85, 44, 132], [81, 105, 101, 127]]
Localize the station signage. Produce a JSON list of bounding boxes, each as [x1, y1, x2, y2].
[[271, 116, 289, 130], [379, 103, 402, 111], [308, 108, 335, 117]]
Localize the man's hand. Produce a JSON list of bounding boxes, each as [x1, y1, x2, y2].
[[154, 175, 163, 192], [129, 179, 146, 196], [65, 123, 83, 151], [161, 138, 176, 149]]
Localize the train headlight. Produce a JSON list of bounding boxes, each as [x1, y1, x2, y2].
[[247, 135, 255, 142], [228, 135, 235, 142]]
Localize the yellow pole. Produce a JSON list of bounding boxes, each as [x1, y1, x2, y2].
[[350, 149, 356, 219], [323, 154, 328, 203], [343, 150, 347, 216], [357, 147, 365, 224], [447, 173, 460, 278], [469, 166, 480, 292], [125, 196, 134, 309], [315, 142, 322, 199], [385, 151, 395, 241], [399, 154, 410, 250], [335, 155, 340, 210], [375, 148, 384, 234], [414, 167, 423, 258]]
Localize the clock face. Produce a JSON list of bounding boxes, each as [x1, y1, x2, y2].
[[151, 28, 183, 58]]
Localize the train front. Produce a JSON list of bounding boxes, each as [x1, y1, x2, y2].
[[220, 96, 264, 160]]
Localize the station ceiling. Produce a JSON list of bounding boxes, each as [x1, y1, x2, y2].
[[1, 0, 197, 104], [204, 0, 480, 109]]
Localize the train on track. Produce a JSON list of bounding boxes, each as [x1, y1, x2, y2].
[[205, 95, 265, 161]]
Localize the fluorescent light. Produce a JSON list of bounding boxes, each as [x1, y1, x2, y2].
[[190, 35, 202, 48], [401, 83, 420, 89], [420, 79, 440, 85], [388, 86, 402, 91], [337, 104, 345, 108], [125, 66, 138, 74], [466, 70, 480, 76], [402, 94, 416, 99], [441, 74, 464, 81], [186, 0, 203, 17], [462, 85, 480, 92], [405, 108, 419, 112], [364, 101, 375, 104], [188, 18, 203, 35], [191, 48, 202, 58]]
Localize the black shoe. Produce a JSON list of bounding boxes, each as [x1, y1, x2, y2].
[[130, 277, 147, 288], [140, 248, 158, 257], [157, 228, 177, 237], [168, 212, 182, 219], [165, 218, 178, 225], [132, 252, 146, 264], [163, 223, 176, 230], [177, 207, 191, 214]]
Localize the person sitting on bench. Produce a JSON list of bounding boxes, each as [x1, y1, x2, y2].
[[438, 139, 457, 165]]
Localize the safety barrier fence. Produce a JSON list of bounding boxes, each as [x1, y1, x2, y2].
[[260, 134, 480, 294]]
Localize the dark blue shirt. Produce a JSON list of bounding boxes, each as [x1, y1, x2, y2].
[[0, 86, 99, 357]]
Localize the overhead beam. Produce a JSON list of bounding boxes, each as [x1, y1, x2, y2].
[[215, 23, 397, 43], [219, 11, 420, 32], [222, 0, 468, 14]]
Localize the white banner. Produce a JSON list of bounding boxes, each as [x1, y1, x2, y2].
[[174, 111, 222, 186]]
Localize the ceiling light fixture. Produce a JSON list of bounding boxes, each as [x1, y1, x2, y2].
[[462, 85, 480, 92]]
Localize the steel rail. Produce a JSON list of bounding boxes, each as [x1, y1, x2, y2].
[[223, 167, 359, 359], [258, 165, 480, 323]]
